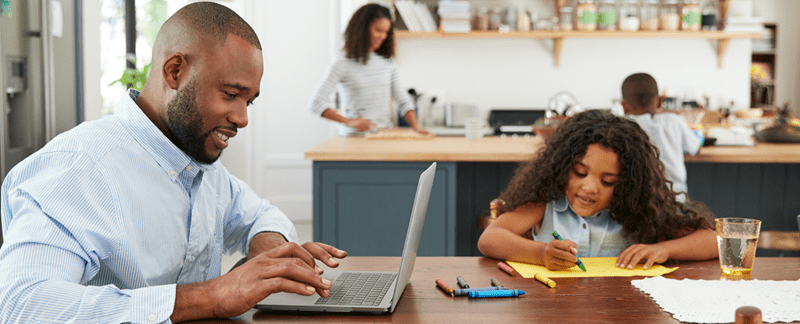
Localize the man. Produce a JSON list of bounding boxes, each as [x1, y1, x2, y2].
[[0, 3, 345, 322], [621, 73, 701, 198]]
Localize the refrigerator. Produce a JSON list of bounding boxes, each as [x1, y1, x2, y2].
[[1, 0, 79, 246]]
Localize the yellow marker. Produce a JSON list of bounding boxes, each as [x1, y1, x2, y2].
[[534, 273, 556, 288]]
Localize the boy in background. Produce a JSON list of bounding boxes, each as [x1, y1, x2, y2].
[[621, 73, 701, 200]]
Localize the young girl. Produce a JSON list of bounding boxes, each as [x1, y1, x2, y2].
[[477, 109, 717, 271]]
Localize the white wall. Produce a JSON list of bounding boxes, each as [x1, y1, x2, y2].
[[82, 0, 102, 121], [230, 0, 338, 221], [396, 37, 752, 117]]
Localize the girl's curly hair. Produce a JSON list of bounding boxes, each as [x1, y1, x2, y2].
[[498, 109, 714, 244]]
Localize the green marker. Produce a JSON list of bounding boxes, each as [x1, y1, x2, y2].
[[551, 231, 587, 272]]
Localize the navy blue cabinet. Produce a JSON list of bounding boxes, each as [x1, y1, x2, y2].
[[313, 162, 457, 256]]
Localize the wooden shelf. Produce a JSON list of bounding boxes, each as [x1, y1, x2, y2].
[[396, 30, 762, 67]]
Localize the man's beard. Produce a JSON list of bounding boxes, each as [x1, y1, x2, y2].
[[166, 77, 221, 164]]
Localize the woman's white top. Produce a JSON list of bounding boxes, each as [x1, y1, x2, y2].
[[309, 52, 415, 136]]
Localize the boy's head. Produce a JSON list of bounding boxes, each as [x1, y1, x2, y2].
[[621, 73, 660, 115]]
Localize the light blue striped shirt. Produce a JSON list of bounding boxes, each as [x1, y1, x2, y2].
[[0, 90, 297, 323], [309, 52, 415, 136], [532, 196, 629, 257]]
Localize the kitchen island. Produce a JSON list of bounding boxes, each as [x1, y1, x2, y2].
[[305, 135, 800, 257]]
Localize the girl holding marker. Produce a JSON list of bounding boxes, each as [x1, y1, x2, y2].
[[477, 110, 717, 271]]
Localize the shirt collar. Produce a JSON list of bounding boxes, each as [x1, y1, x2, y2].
[[555, 195, 608, 219], [115, 89, 215, 181]]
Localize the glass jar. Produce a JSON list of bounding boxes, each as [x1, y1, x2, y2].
[[681, 0, 702, 31], [701, 0, 719, 31], [505, 7, 518, 30], [489, 8, 502, 30], [660, 0, 681, 31], [597, 0, 618, 30], [576, 0, 597, 31], [474, 7, 489, 31], [619, 0, 640, 31], [517, 7, 531, 31], [559, 7, 574, 30], [640, 0, 660, 31]]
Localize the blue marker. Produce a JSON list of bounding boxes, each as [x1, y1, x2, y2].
[[468, 289, 525, 298], [453, 287, 508, 296]]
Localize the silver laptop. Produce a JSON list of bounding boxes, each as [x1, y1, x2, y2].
[[256, 162, 436, 314]]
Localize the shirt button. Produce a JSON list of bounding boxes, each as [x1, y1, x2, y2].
[[583, 223, 588, 229], [148, 313, 156, 322], [187, 165, 193, 171], [169, 170, 176, 177], [188, 256, 193, 263]]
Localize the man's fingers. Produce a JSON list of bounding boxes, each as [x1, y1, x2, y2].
[[261, 243, 316, 269], [302, 242, 347, 268]]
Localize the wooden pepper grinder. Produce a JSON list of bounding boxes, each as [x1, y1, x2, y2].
[[735, 306, 762, 324]]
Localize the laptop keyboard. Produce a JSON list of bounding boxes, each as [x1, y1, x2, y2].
[[314, 272, 397, 306]]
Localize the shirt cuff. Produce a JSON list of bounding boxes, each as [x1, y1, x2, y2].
[[127, 284, 176, 324]]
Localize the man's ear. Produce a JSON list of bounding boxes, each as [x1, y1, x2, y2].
[[162, 53, 187, 90]]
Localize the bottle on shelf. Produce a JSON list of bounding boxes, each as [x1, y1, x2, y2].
[[576, 0, 598, 31], [488, 7, 503, 30], [681, 0, 702, 31], [660, 0, 681, 31], [505, 7, 517, 31], [474, 7, 489, 31], [701, 0, 719, 31], [559, 6, 574, 31], [641, 0, 660, 31], [597, 0, 618, 31], [619, 0, 640, 31], [517, 7, 531, 31]]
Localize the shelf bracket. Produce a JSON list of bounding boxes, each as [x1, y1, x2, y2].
[[717, 38, 730, 68], [553, 37, 564, 68]]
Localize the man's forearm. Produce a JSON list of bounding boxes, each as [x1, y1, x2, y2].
[[248, 231, 288, 260]]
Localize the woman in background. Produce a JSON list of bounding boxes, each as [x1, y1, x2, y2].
[[309, 3, 429, 136]]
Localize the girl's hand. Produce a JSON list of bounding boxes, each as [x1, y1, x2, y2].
[[617, 244, 669, 270], [542, 239, 580, 271]]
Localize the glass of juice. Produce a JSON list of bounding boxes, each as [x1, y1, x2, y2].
[[715, 218, 761, 275]]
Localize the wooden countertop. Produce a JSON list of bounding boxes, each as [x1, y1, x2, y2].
[[305, 136, 800, 163]]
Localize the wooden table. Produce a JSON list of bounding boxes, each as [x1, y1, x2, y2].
[[192, 257, 800, 323]]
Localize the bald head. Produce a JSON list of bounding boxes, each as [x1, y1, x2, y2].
[[151, 2, 260, 70]]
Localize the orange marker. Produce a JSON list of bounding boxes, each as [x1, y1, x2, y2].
[[435, 278, 454, 296], [498, 262, 517, 276]]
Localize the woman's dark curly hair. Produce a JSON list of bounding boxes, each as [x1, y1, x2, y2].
[[344, 3, 394, 64], [498, 109, 714, 244]]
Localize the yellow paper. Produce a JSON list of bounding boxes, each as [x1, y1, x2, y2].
[[506, 257, 678, 278]]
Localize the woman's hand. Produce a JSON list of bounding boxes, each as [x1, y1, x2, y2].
[[412, 127, 431, 135], [616, 243, 669, 270], [542, 239, 580, 271], [344, 118, 376, 132]]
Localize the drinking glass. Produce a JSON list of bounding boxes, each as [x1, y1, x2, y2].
[[715, 218, 761, 275]]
